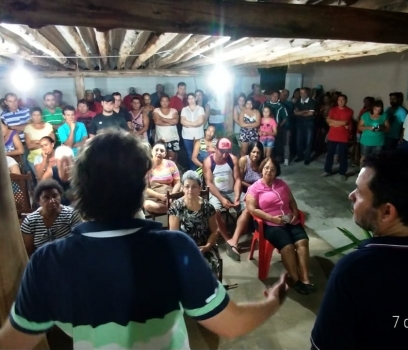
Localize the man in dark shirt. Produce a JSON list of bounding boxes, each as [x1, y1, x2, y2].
[[311, 150, 408, 350], [150, 84, 164, 108], [89, 95, 129, 137], [294, 88, 316, 165], [112, 92, 132, 128]]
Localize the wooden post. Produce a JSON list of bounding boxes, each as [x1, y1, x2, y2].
[[75, 73, 85, 101], [0, 129, 49, 348]]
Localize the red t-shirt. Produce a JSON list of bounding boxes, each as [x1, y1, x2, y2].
[[327, 106, 353, 143], [123, 94, 142, 111], [75, 110, 96, 120], [88, 101, 103, 114], [169, 95, 187, 114], [252, 94, 267, 104]]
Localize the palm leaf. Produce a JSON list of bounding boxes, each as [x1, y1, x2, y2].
[[337, 227, 361, 244], [325, 242, 358, 257], [362, 228, 372, 239]]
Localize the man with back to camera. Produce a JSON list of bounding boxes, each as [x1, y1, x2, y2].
[[311, 150, 408, 350], [0, 129, 289, 349], [88, 95, 129, 137], [384, 92, 407, 151]]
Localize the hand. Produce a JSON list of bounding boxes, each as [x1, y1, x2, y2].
[[69, 121, 76, 130], [290, 211, 298, 224], [233, 196, 241, 207], [199, 245, 210, 254], [264, 272, 289, 305], [221, 197, 233, 209], [272, 215, 284, 225], [42, 150, 48, 160], [159, 193, 167, 203]]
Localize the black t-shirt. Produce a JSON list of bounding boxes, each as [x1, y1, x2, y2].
[[116, 107, 132, 122], [89, 112, 129, 135], [312, 236, 408, 350], [294, 98, 316, 122]]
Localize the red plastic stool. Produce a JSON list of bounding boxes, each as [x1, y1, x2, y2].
[[249, 210, 306, 280]]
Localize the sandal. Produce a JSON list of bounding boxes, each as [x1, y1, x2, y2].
[[304, 283, 316, 293], [294, 281, 310, 295], [226, 243, 240, 261]]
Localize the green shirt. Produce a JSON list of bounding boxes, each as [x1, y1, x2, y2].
[[43, 108, 64, 125], [360, 112, 388, 147]]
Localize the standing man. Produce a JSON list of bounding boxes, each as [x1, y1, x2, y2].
[[0, 130, 289, 350], [75, 99, 96, 134], [384, 92, 407, 151], [53, 90, 67, 109], [169, 82, 187, 114], [2, 92, 31, 172], [311, 150, 408, 350], [89, 95, 129, 137], [294, 88, 316, 165], [93, 88, 103, 102], [150, 84, 164, 108], [85, 89, 103, 114], [321, 94, 353, 180], [203, 138, 251, 261], [280, 89, 295, 164], [112, 92, 132, 128], [123, 87, 141, 111], [58, 105, 88, 156]]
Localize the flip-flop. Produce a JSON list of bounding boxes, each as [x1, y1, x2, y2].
[[304, 283, 316, 293], [294, 281, 310, 295], [226, 243, 240, 261]]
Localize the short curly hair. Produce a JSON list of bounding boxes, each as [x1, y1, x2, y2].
[[71, 129, 152, 221], [34, 179, 63, 203]]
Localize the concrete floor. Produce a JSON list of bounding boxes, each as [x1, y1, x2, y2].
[[185, 154, 361, 350]]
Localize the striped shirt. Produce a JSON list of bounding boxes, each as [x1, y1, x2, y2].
[[21, 206, 81, 249], [149, 159, 180, 185], [1, 108, 30, 142]]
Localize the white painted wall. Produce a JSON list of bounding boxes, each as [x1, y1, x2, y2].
[[287, 52, 408, 113], [0, 74, 260, 107]]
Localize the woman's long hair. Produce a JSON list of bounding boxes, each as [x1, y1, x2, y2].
[[247, 141, 265, 166]]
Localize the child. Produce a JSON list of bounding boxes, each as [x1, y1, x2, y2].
[[259, 106, 278, 158]]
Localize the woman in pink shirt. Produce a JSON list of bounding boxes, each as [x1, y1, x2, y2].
[[246, 157, 315, 295], [259, 106, 278, 158]]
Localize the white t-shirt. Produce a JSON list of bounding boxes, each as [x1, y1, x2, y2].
[[403, 114, 408, 141], [207, 99, 225, 124], [181, 105, 205, 140], [7, 156, 18, 169], [154, 108, 179, 142]]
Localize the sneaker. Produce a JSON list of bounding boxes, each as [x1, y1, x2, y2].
[[284, 159, 289, 166], [340, 175, 347, 181], [320, 172, 331, 177]]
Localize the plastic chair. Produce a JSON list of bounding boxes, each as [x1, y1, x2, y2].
[[249, 210, 306, 280]]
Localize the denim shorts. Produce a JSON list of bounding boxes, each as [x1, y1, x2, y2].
[[360, 144, 382, 156], [261, 138, 274, 148]]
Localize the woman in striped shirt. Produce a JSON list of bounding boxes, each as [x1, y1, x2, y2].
[[21, 179, 81, 256]]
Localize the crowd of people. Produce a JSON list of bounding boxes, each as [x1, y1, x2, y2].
[[1, 80, 408, 349]]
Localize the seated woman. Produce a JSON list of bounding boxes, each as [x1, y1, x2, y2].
[[168, 170, 220, 275], [246, 157, 315, 295], [20, 178, 81, 256], [144, 140, 181, 214], [34, 136, 57, 180], [43, 145, 75, 206], [7, 155, 21, 174], [191, 125, 217, 169], [239, 140, 264, 192], [2, 119, 24, 157]]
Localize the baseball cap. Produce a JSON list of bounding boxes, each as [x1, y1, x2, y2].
[[85, 89, 93, 95], [93, 88, 101, 93], [216, 138, 232, 153], [102, 94, 114, 102], [129, 87, 136, 94]]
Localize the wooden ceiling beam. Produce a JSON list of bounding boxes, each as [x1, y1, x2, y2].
[[146, 33, 192, 69], [55, 26, 93, 69], [155, 35, 210, 68], [94, 30, 109, 69], [1, 0, 408, 44], [0, 24, 75, 68], [123, 31, 151, 69], [131, 33, 178, 69], [117, 30, 146, 70]]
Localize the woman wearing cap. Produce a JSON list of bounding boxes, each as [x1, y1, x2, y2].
[[246, 157, 315, 294], [129, 96, 149, 140], [181, 93, 205, 170], [153, 95, 180, 162], [238, 98, 261, 157], [144, 140, 181, 214]]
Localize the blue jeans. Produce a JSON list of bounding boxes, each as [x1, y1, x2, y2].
[[398, 139, 408, 152], [324, 141, 348, 175], [296, 120, 314, 161], [183, 138, 197, 170]]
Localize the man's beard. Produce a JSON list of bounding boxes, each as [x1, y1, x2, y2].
[[356, 207, 378, 234]]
